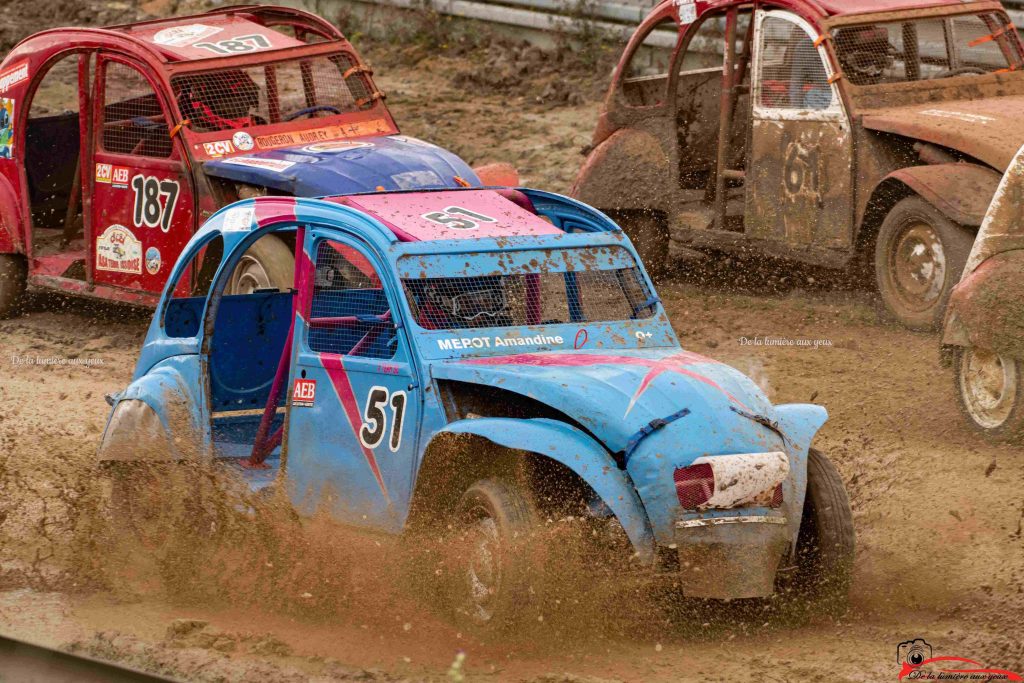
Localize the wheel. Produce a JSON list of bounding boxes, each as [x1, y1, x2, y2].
[[954, 346, 1024, 442], [0, 254, 27, 318], [875, 196, 974, 330], [226, 234, 294, 295], [609, 211, 669, 278], [787, 448, 855, 618], [104, 462, 173, 549], [451, 478, 537, 629]]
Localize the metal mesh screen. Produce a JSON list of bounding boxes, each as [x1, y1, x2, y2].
[[172, 53, 374, 133], [102, 61, 172, 157], [308, 240, 395, 359], [832, 12, 1022, 86], [758, 16, 831, 109], [402, 267, 656, 331]]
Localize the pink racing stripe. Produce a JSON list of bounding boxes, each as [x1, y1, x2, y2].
[[321, 354, 390, 500]]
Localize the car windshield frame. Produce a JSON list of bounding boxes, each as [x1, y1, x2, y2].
[[828, 9, 1024, 89], [165, 44, 391, 143]]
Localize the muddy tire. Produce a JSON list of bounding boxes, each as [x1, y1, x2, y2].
[[954, 346, 1024, 442], [875, 196, 974, 330], [0, 254, 27, 318], [609, 211, 669, 278], [105, 462, 173, 549], [787, 448, 855, 618], [451, 478, 537, 630], [226, 234, 294, 294]]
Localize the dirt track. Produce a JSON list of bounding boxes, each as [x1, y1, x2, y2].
[[1, 3, 1023, 681]]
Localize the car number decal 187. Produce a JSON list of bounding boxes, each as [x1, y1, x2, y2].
[[360, 386, 407, 452], [131, 175, 179, 233], [193, 34, 272, 55]]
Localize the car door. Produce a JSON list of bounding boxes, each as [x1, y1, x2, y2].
[[285, 232, 421, 533], [89, 55, 194, 292], [746, 10, 853, 248]]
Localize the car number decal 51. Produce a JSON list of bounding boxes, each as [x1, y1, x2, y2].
[[360, 386, 407, 452], [421, 206, 496, 230]]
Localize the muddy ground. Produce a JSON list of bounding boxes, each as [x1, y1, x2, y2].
[[1, 1, 1023, 681]]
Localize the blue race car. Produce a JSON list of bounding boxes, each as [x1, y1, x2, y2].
[[98, 187, 854, 626]]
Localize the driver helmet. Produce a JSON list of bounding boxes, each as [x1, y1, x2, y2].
[[418, 277, 510, 329], [176, 70, 260, 131], [835, 26, 893, 85]]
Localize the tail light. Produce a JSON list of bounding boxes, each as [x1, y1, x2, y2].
[[673, 463, 715, 509], [770, 483, 784, 508]]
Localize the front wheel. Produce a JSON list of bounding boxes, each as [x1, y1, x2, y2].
[[785, 448, 855, 618], [226, 234, 294, 295], [451, 478, 537, 630], [875, 196, 974, 330], [954, 346, 1024, 442], [0, 254, 27, 318]]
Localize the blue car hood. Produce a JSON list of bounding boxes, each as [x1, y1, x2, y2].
[[202, 134, 479, 195], [432, 349, 791, 456]]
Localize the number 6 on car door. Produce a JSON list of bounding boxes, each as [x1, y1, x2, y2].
[[360, 386, 407, 451]]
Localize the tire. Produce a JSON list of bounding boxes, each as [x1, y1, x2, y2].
[[450, 478, 537, 630], [954, 346, 1024, 442], [787, 448, 855, 619], [875, 196, 975, 330], [226, 234, 294, 295], [0, 254, 27, 318], [609, 210, 669, 278], [105, 462, 173, 549]]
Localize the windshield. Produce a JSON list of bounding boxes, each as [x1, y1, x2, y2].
[[399, 246, 657, 331], [831, 11, 1023, 86], [170, 52, 377, 133]]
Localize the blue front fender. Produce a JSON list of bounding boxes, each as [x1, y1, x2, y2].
[[435, 417, 656, 563]]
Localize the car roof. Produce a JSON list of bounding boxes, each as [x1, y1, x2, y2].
[[323, 190, 565, 242], [809, 0, 993, 17], [111, 14, 307, 62]]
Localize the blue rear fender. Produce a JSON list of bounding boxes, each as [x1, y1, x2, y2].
[[99, 357, 209, 462], [432, 417, 656, 563]]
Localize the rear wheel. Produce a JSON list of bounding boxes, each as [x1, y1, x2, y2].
[[954, 346, 1024, 442], [875, 196, 974, 330], [0, 254, 27, 318], [786, 448, 855, 618], [609, 211, 669, 278], [451, 478, 537, 629], [226, 234, 294, 294]]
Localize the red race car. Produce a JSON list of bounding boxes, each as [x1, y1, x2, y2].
[[0, 5, 514, 315]]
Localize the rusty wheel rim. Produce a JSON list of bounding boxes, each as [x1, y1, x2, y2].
[[889, 220, 947, 311], [959, 348, 1017, 430]]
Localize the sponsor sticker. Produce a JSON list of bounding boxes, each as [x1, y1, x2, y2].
[[112, 166, 130, 189], [304, 140, 374, 154], [203, 140, 235, 157], [255, 119, 391, 150], [223, 157, 296, 172], [675, 0, 697, 23], [151, 24, 222, 47], [145, 246, 161, 275], [95, 225, 142, 274], [0, 62, 29, 94], [0, 98, 13, 159], [436, 334, 565, 351], [292, 379, 316, 408], [232, 131, 254, 151], [95, 163, 112, 183], [221, 205, 255, 232]]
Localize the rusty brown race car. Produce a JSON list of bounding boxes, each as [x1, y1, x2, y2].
[[573, 0, 1024, 330]]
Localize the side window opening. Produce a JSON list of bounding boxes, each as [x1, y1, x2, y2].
[[307, 240, 396, 360], [25, 53, 88, 246], [163, 235, 224, 338], [102, 61, 172, 158], [621, 18, 679, 107], [758, 15, 832, 110], [676, 9, 754, 189]]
